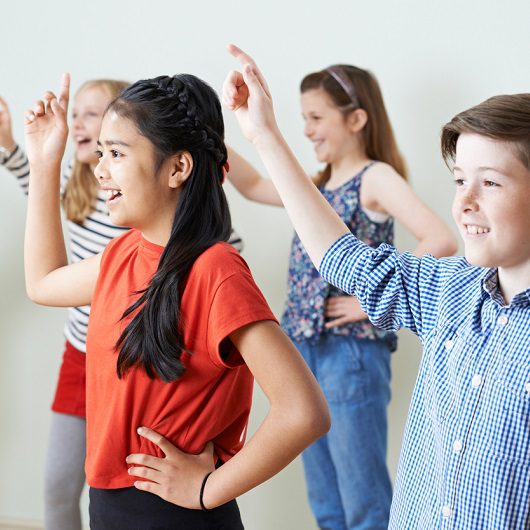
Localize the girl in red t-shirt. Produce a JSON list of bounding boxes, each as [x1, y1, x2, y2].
[[23, 73, 330, 529]]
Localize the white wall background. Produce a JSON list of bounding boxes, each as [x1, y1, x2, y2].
[[0, 0, 529, 528]]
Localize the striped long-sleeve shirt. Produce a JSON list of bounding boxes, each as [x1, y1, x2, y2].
[[2, 145, 244, 353], [320, 233, 530, 529]]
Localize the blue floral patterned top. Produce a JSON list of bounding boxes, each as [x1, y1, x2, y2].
[[281, 162, 397, 351]]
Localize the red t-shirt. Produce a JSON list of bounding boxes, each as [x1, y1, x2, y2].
[[85, 229, 276, 488]]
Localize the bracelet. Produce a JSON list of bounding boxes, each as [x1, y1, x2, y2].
[[199, 471, 213, 511]]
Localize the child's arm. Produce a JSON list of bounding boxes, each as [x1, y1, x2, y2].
[[226, 145, 283, 206], [126, 320, 329, 509], [223, 46, 467, 337], [0, 96, 31, 194], [0, 96, 17, 157], [360, 163, 457, 258], [204, 320, 329, 507], [24, 75, 99, 308], [223, 46, 349, 268]]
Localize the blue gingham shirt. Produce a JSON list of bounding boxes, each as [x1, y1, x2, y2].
[[320, 233, 530, 529]]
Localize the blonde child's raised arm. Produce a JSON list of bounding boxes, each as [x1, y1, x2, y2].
[[24, 74, 100, 307], [223, 46, 349, 269]]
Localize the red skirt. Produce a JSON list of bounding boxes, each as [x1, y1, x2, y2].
[[51, 341, 86, 417]]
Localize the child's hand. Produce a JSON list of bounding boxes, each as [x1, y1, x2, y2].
[[126, 426, 215, 510], [24, 73, 70, 170], [223, 44, 279, 145], [0, 96, 16, 152], [324, 295, 368, 328]]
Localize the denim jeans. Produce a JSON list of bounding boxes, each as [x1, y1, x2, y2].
[[294, 334, 392, 530]]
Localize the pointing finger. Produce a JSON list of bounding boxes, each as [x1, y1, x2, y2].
[[58, 73, 70, 113], [227, 44, 271, 97]]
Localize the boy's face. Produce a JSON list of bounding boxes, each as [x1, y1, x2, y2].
[[452, 134, 530, 273]]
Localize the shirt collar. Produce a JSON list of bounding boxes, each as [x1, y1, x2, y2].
[[482, 268, 530, 307]]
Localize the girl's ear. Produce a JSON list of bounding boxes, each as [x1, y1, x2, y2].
[[347, 108, 368, 133], [168, 151, 193, 188]]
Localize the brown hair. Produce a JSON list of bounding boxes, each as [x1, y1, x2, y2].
[[62, 79, 129, 224], [441, 93, 530, 170], [301, 65, 408, 187]]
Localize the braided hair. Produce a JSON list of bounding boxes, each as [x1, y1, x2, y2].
[[109, 74, 232, 382]]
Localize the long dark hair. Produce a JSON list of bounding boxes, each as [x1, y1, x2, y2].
[[109, 74, 232, 382], [301, 65, 408, 187]]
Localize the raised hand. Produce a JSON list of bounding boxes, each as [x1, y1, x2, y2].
[[223, 44, 278, 144], [0, 96, 16, 151], [24, 73, 70, 169], [126, 427, 215, 509], [324, 295, 368, 328]]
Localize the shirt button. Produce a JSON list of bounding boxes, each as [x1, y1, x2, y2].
[[445, 339, 454, 351], [471, 374, 483, 388], [525, 382, 530, 394], [303, 329, 312, 338], [442, 505, 452, 518], [453, 440, 463, 453], [497, 314, 508, 326]]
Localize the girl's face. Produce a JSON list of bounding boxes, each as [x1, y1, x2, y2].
[[71, 86, 113, 168], [300, 89, 358, 165], [94, 111, 181, 238]]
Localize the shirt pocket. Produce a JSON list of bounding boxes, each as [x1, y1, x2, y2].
[[423, 322, 471, 425], [484, 359, 530, 467]]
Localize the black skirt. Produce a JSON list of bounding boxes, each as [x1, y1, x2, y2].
[[89, 486, 244, 530]]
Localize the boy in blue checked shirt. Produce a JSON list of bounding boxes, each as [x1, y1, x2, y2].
[[224, 45, 530, 529]]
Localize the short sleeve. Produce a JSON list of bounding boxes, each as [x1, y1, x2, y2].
[[207, 270, 277, 368]]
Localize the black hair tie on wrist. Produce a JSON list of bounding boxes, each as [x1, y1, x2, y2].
[[200, 471, 213, 511]]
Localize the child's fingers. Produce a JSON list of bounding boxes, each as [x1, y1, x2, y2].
[[325, 308, 342, 318], [324, 298, 341, 310], [242, 64, 271, 104], [25, 110, 36, 124], [40, 92, 66, 118], [227, 44, 271, 98], [225, 70, 244, 95], [324, 316, 350, 328], [127, 465, 162, 483], [222, 70, 246, 110], [137, 426, 178, 457], [125, 452, 164, 469], [42, 90, 56, 100], [58, 73, 70, 112], [50, 97, 65, 117], [33, 100, 45, 117], [133, 479, 160, 495], [227, 44, 254, 66]]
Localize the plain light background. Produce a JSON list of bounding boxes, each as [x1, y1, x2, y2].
[[1, 1, 529, 528]]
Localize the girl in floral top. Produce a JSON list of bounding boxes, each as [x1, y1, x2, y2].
[[226, 60, 456, 529]]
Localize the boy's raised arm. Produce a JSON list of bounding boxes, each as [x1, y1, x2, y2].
[[223, 45, 349, 268]]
